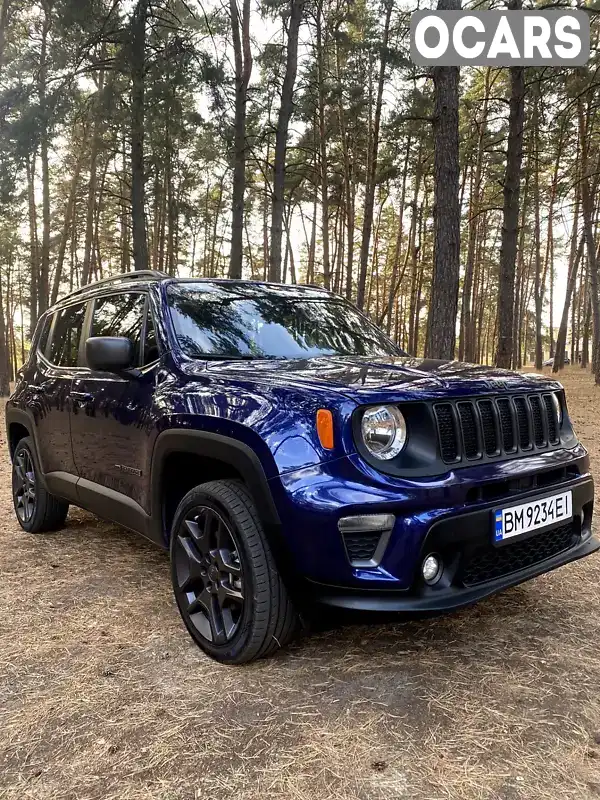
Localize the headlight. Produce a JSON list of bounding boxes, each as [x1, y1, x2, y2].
[[551, 392, 563, 426], [361, 405, 407, 460]]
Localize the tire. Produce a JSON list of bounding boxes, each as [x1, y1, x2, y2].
[[12, 437, 69, 534], [170, 479, 298, 665]]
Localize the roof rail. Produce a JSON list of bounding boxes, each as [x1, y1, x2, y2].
[[65, 271, 169, 299]]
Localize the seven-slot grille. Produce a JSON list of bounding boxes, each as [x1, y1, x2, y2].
[[434, 394, 561, 464]]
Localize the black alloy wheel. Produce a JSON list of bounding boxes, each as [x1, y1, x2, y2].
[[11, 437, 69, 533], [172, 506, 244, 645], [169, 480, 298, 664], [13, 445, 36, 524]]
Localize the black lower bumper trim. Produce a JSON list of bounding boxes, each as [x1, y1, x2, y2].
[[307, 534, 599, 612]]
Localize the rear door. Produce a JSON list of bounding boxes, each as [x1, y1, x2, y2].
[[70, 291, 160, 515], [29, 301, 89, 498]]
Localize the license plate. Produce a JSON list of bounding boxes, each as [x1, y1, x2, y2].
[[494, 490, 573, 543]]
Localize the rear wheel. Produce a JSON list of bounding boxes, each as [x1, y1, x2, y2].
[[12, 437, 69, 533], [170, 480, 297, 665]]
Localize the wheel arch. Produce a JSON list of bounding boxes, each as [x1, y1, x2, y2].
[[6, 408, 36, 460], [149, 430, 282, 548]]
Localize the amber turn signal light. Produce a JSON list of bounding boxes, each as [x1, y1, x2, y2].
[[316, 409, 335, 450]]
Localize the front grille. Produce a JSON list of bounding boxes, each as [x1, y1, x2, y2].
[[434, 405, 459, 462], [497, 398, 516, 452], [435, 393, 561, 464], [458, 402, 480, 458], [513, 397, 531, 449], [529, 395, 545, 446], [342, 533, 381, 563], [478, 400, 499, 456], [461, 522, 578, 587], [543, 395, 559, 443]]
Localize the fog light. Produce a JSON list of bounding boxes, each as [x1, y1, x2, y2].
[[422, 554, 442, 584]]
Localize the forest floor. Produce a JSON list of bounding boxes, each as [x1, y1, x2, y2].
[[2, 366, 600, 800]]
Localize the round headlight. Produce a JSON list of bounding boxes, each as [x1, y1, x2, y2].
[[551, 392, 563, 426], [361, 405, 407, 460]]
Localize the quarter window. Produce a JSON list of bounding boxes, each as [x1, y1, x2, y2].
[[49, 304, 87, 367], [37, 314, 53, 357]]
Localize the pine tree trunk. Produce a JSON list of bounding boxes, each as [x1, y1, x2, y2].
[[269, 0, 304, 282], [335, 40, 355, 301], [426, 0, 461, 360], [461, 69, 490, 362], [555, 240, 584, 372], [0, 0, 12, 77], [38, 2, 51, 316], [533, 87, 543, 369], [52, 140, 84, 304], [512, 140, 532, 368], [307, 185, 318, 284], [553, 185, 581, 372], [130, 0, 149, 272], [0, 264, 11, 396], [228, 0, 252, 279], [356, 0, 392, 310], [120, 135, 130, 272], [582, 294, 591, 368], [315, 3, 330, 289], [545, 118, 566, 359], [576, 88, 600, 382], [381, 137, 411, 334], [495, 12, 525, 369], [81, 59, 105, 286], [26, 155, 39, 334]]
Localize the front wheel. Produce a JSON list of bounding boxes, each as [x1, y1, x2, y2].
[[12, 437, 69, 533], [170, 480, 298, 665]]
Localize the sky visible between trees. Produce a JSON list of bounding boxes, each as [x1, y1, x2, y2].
[[0, 0, 599, 394]]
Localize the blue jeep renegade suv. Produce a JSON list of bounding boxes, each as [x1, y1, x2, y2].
[[6, 271, 597, 663]]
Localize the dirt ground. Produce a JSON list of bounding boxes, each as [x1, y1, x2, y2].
[[2, 367, 600, 800]]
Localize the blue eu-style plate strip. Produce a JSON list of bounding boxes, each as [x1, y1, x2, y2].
[[495, 511, 503, 541]]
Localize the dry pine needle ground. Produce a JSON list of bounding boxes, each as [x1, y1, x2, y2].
[[1, 366, 600, 800]]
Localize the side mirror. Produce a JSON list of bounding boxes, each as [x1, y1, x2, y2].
[[86, 337, 135, 373]]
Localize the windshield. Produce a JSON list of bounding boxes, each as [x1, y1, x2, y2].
[[167, 284, 401, 360]]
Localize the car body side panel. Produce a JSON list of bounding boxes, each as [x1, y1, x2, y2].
[[8, 356, 77, 476]]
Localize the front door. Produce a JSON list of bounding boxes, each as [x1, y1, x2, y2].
[[70, 291, 160, 521]]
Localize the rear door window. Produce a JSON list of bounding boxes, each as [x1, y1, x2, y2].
[[49, 303, 88, 367]]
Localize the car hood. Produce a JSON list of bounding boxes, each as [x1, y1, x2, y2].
[[191, 355, 561, 404]]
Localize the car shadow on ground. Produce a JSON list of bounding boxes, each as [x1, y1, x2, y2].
[[57, 506, 578, 675]]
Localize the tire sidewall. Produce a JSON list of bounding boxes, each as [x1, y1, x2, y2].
[[169, 485, 263, 664]]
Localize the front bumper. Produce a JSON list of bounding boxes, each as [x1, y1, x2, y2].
[[304, 477, 597, 612], [271, 444, 597, 609]]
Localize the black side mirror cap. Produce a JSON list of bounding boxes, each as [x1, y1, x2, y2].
[[86, 337, 135, 373]]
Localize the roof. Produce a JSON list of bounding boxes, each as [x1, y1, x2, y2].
[[49, 272, 336, 310]]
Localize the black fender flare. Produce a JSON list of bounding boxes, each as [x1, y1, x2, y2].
[[5, 406, 49, 490], [5, 407, 35, 456], [149, 429, 282, 542]]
